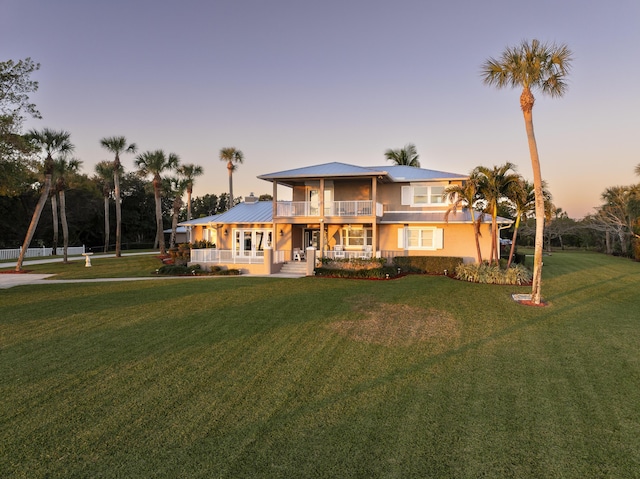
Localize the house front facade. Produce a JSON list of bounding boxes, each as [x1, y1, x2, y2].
[[181, 162, 510, 274]]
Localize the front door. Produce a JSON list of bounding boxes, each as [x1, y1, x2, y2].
[[303, 229, 320, 250]]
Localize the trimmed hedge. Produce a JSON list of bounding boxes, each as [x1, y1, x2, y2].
[[314, 266, 399, 279], [156, 264, 241, 276], [392, 256, 463, 274]]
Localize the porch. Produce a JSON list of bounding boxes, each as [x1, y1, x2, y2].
[[276, 200, 383, 218]]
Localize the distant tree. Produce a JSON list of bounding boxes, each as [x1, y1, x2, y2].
[[445, 172, 484, 263], [219, 147, 244, 207], [0, 58, 41, 171], [177, 163, 203, 222], [191, 193, 220, 218], [482, 39, 572, 304], [384, 143, 420, 167], [135, 150, 179, 255], [94, 161, 116, 252], [259, 194, 273, 201], [100, 136, 137, 257], [165, 176, 188, 248], [15, 128, 74, 271]]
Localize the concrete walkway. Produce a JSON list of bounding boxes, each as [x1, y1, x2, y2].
[[0, 252, 305, 289]]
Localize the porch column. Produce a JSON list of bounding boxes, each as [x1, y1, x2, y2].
[[319, 178, 325, 256], [371, 177, 378, 255]]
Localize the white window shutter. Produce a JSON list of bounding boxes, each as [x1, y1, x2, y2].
[[397, 228, 405, 249], [401, 186, 411, 206], [434, 228, 444, 249]]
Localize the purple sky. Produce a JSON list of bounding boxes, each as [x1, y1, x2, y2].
[[2, 0, 639, 218]]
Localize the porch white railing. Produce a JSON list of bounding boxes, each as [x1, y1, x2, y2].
[[276, 200, 382, 217], [323, 248, 373, 260], [0, 245, 86, 261], [190, 248, 265, 264]]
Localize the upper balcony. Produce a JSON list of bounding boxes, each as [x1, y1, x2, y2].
[[276, 200, 383, 218]]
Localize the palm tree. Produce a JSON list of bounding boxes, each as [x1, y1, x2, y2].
[[475, 162, 520, 264], [482, 39, 572, 304], [219, 147, 244, 208], [135, 150, 180, 255], [177, 163, 204, 242], [100, 136, 137, 257], [445, 171, 484, 263], [384, 143, 420, 167], [635, 163, 640, 177], [504, 178, 552, 268], [94, 161, 116, 253], [15, 128, 74, 272], [53, 157, 82, 263], [165, 176, 188, 248]]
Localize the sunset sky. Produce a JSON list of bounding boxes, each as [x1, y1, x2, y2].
[[2, 0, 638, 218]]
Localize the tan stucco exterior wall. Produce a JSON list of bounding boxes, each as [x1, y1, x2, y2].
[[377, 222, 494, 263]]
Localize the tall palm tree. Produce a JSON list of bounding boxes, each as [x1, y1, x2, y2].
[[475, 162, 520, 264], [177, 163, 204, 241], [94, 161, 116, 253], [482, 39, 572, 304], [445, 171, 484, 263], [100, 136, 137, 257], [53, 157, 82, 263], [135, 150, 180, 255], [384, 143, 420, 167], [219, 147, 244, 208], [15, 128, 74, 272]]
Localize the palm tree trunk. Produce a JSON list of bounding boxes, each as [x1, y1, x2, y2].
[[523, 109, 545, 304], [103, 195, 110, 253], [506, 216, 521, 268], [491, 206, 498, 264], [154, 181, 165, 255], [51, 193, 59, 255], [186, 188, 192, 242], [59, 190, 69, 263], [15, 176, 52, 271], [114, 170, 122, 257], [472, 211, 483, 263], [228, 163, 234, 209]]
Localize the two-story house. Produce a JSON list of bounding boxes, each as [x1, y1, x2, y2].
[[182, 162, 510, 274]]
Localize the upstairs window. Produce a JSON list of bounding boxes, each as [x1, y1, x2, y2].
[[401, 185, 447, 206]]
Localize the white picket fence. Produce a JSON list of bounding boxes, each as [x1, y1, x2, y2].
[[0, 245, 86, 261]]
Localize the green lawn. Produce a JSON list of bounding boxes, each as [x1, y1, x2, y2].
[[1, 251, 639, 478]]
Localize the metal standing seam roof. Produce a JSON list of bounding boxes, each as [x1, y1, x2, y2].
[[257, 162, 468, 183], [179, 214, 221, 227], [208, 201, 273, 224]]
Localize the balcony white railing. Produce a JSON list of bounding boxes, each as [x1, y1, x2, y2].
[[276, 200, 381, 217], [190, 249, 264, 264]]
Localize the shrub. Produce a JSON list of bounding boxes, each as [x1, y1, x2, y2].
[[454, 263, 532, 285], [320, 257, 386, 270], [393, 256, 463, 274], [157, 264, 202, 275], [314, 266, 399, 279]]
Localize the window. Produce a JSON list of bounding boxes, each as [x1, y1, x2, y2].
[[398, 227, 443, 250], [341, 227, 372, 247], [401, 185, 447, 206], [233, 229, 271, 256]]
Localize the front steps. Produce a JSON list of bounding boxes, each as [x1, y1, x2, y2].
[[278, 261, 308, 276]]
